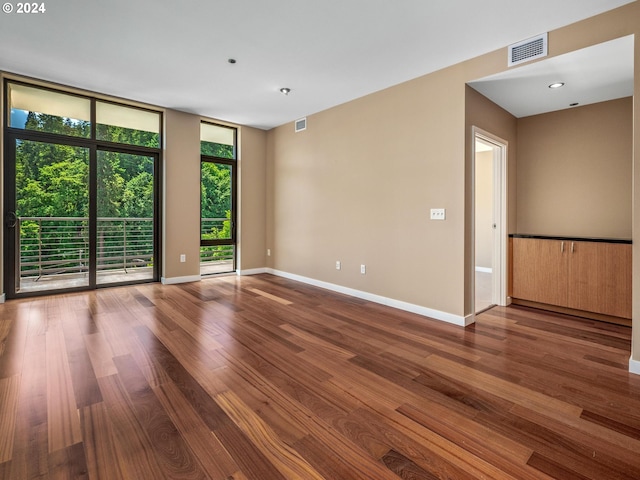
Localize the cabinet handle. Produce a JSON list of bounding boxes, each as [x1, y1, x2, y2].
[[571, 242, 575, 253], [561, 241, 565, 253]]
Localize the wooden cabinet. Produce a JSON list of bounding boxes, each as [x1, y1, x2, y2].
[[567, 241, 631, 318], [512, 237, 631, 319], [512, 238, 568, 306]]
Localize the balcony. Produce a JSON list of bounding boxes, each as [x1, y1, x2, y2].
[[200, 217, 234, 275], [15, 217, 234, 293]]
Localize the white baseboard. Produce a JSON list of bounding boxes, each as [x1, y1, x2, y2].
[[267, 268, 472, 327], [463, 313, 476, 326], [161, 275, 201, 285], [238, 268, 268, 276], [475, 266, 492, 273], [630, 357, 640, 376]]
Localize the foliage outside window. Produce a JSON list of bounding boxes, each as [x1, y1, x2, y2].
[[8, 83, 90, 138], [200, 122, 236, 272], [200, 122, 235, 159], [5, 81, 162, 287], [96, 101, 160, 148]]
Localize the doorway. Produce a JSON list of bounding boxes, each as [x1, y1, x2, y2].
[[473, 127, 507, 313]]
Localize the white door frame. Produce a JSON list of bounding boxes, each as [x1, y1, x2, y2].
[[472, 126, 508, 310]]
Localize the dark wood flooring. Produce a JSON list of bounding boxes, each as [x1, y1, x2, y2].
[[1, 273, 639, 479]]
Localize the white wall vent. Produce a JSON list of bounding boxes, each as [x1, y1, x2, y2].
[[295, 117, 307, 132], [508, 33, 548, 67]]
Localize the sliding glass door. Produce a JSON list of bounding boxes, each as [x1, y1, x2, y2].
[[97, 150, 156, 285], [3, 80, 161, 297], [6, 138, 90, 293]]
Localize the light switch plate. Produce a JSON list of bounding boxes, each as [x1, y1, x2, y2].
[[430, 208, 446, 220]]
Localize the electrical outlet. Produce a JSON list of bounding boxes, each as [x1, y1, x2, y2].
[[430, 208, 446, 220], [336, 260, 341, 270], [360, 264, 366, 274], [179, 254, 186, 263], [267, 249, 271, 256]]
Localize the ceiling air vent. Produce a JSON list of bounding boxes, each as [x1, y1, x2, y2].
[[508, 33, 548, 67], [295, 117, 306, 132]]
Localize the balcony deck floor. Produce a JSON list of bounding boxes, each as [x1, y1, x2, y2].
[[17, 261, 234, 294]]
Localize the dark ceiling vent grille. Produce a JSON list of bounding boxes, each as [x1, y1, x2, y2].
[[508, 33, 548, 66], [295, 117, 307, 132]]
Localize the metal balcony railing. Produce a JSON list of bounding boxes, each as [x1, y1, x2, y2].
[[18, 216, 154, 280], [200, 244, 234, 262], [200, 217, 234, 273], [17, 216, 235, 281], [200, 217, 230, 239], [97, 217, 154, 271]]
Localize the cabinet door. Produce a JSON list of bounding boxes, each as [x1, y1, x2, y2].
[[568, 242, 631, 318], [567, 241, 599, 313], [512, 238, 568, 306]]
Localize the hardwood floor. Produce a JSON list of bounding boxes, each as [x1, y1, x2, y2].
[[1, 273, 639, 479]]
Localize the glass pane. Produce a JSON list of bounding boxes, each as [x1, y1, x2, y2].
[[96, 102, 160, 147], [15, 139, 90, 292], [97, 151, 155, 284], [8, 83, 90, 138], [200, 123, 235, 158], [201, 162, 232, 241], [200, 245, 234, 275]]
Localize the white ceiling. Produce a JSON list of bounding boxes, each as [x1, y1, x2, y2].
[[0, 0, 634, 129], [468, 35, 634, 118]]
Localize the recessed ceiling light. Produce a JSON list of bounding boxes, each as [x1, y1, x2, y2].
[[548, 82, 565, 89], [228, 58, 236, 64], [280, 87, 291, 96]]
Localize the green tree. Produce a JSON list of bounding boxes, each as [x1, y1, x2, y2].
[[24, 111, 90, 138], [97, 151, 125, 217], [201, 141, 233, 159], [201, 162, 231, 220], [14, 112, 158, 275], [96, 124, 159, 148], [16, 142, 89, 217], [122, 172, 154, 218]]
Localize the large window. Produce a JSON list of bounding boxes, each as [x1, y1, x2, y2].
[[8, 82, 91, 137], [96, 101, 160, 147], [4, 80, 162, 297], [200, 122, 236, 275]]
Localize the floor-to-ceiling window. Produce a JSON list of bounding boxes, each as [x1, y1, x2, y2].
[[3, 81, 162, 297], [200, 122, 236, 275]]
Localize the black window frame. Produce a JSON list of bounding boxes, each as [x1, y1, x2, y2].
[[3, 79, 163, 298], [199, 122, 238, 273]]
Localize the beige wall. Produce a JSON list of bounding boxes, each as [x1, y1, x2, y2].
[[267, 66, 469, 317], [516, 98, 632, 238], [266, 2, 639, 350], [238, 127, 268, 271], [633, 32, 640, 368], [475, 150, 493, 269], [0, 74, 4, 296], [163, 109, 201, 279], [465, 86, 518, 313], [163, 112, 268, 279]]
